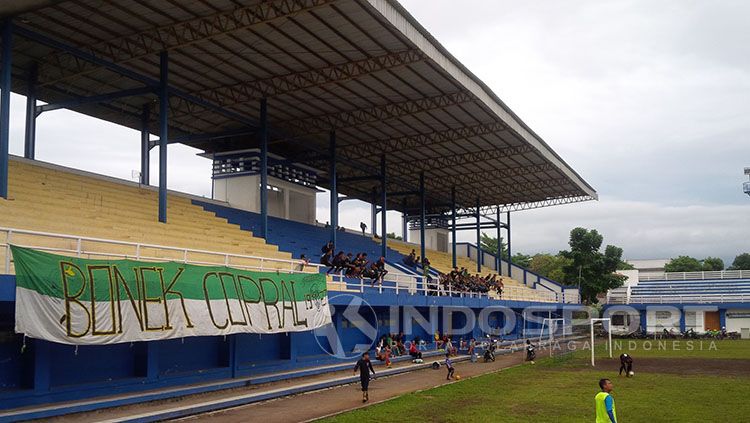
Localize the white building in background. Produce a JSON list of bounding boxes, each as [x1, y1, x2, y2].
[[626, 258, 670, 278]]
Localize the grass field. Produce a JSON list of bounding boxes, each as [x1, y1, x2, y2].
[[322, 340, 750, 422]]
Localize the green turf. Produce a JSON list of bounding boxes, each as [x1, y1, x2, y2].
[[321, 341, 750, 423], [604, 339, 750, 359]]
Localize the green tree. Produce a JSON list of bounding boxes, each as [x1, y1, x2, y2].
[[559, 228, 627, 304], [511, 252, 532, 268], [480, 232, 507, 257], [664, 256, 703, 272], [386, 232, 402, 241], [701, 257, 724, 271], [728, 253, 750, 270], [529, 253, 571, 283]]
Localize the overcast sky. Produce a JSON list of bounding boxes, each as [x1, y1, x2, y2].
[[5, 0, 749, 265]]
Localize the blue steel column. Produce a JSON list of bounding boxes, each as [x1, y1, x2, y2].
[[451, 187, 457, 269], [380, 154, 387, 258], [371, 188, 377, 236], [475, 198, 481, 273], [496, 206, 501, 273], [140, 104, 150, 185], [419, 172, 426, 262], [157, 51, 168, 223], [507, 211, 512, 276], [24, 64, 37, 159], [0, 19, 12, 199], [260, 98, 268, 239], [402, 198, 408, 243], [329, 130, 337, 247]]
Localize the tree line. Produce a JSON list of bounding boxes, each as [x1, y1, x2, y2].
[[663, 254, 750, 272]]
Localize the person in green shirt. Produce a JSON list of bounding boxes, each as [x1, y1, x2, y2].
[[595, 378, 617, 423]]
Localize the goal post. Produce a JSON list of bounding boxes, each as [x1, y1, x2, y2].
[[540, 318, 566, 357], [590, 318, 612, 366]]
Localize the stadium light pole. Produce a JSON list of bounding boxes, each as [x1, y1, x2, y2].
[[140, 104, 150, 185], [0, 18, 12, 200], [157, 51, 168, 223], [259, 98, 268, 239], [451, 186, 457, 269], [24, 63, 37, 160], [380, 154, 387, 258], [329, 130, 337, 247]]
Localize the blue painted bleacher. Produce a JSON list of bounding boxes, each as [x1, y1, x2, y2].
[[195, 200, 422, 277], [630, 279, 750, 301]]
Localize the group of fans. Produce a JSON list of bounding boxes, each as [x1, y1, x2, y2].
[[439, 267, 505, 296], [320, 241, 388, 285]]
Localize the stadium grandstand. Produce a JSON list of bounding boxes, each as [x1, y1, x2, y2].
[[0, 0, 594, 419], [606, 268, 750, 336]]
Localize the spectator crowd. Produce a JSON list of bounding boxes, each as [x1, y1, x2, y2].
[[320, 241, 389, 285]]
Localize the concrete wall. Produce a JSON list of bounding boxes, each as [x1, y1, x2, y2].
[[212, 175, 316, 224], [725, 309, 750, 333], [408, 228, 449, 253]]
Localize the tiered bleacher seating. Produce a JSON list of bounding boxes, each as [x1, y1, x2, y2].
[[628, 279, 750, 303], [386, 238, 554, 302], [0, 158, 295, 274]]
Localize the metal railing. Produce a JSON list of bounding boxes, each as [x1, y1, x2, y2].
[[0, 227, 323, 275], [0, 227, 559, 303], [610, 294, 750, 304], [640, 270, 750, 281]]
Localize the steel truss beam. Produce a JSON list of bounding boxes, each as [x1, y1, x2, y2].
[[201, 50, 424, 104], [456, 195, 595, 216], [389, 145, 542, 178], [339, 121, 509, 155], [36, 86, 153, 113], [458, 177, 572, 198], [36, 0, 335, 86], [284, 91, 474, 134]]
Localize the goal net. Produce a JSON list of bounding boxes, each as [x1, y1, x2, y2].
[[590, 318, 612, 366], [539, 318, 566, 358]]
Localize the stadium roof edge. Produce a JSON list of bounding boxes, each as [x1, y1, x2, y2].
[[375, 0, 597, 200], [1, 0, 598, 213]]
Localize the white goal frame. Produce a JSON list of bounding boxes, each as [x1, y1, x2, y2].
[[590, 318, 612, 366], [540, 318, 566, 358]]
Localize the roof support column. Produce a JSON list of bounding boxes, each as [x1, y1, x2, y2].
[[24, 63, 37, 160], [0, 19, 12, 199], [329, 130, 337, 247], [380, 154, 387, 258], [371, 188, 377, 237], [496, 206, 501, 273], [140, 104, 150, 185], [451, 187, 457, 269], [507, 211, 512, 276], [260, 98, 269, 239], [157, 51, 169, 223], [402, 198, 408, 243], [476, 198, 481, 273], [419, 172, 426, 263]]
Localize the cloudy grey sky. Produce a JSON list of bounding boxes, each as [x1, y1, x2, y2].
[[5, 0, 749, 264]]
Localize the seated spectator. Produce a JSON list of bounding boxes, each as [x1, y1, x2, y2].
[[297, 254, 309, 272], [369, 256, 389, 287], [434, 331, 443, 349], [409, 341, 423, 360], [321, 250, 334, 272], [331, 251, 347, 273]]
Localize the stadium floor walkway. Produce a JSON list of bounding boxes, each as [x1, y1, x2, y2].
[[183, 347, 540, 423]]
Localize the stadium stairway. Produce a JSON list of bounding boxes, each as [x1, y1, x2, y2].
[[0, 157, 295, 274]]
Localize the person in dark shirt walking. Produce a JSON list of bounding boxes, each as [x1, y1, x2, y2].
[[353, 352, 375, 402]]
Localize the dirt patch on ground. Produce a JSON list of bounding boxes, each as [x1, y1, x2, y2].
[[556, 358, 750, 377]]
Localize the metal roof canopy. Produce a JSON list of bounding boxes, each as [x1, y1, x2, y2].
[[1, 0, 597, 214]]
